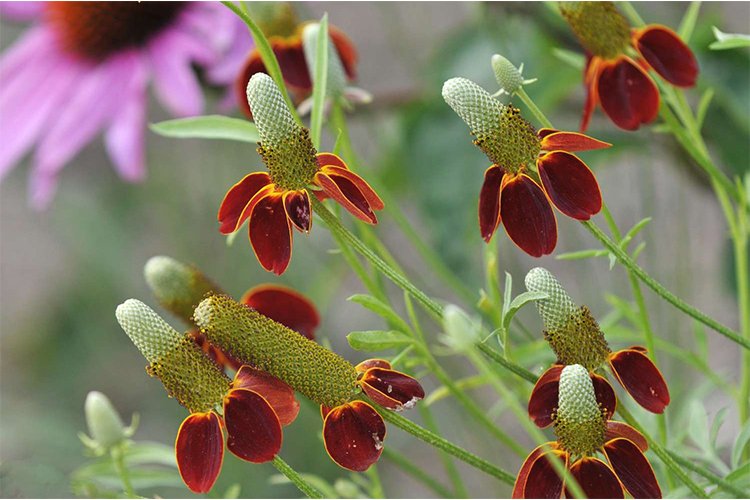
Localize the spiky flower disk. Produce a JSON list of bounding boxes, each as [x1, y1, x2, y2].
[[194, 295, 359, 407], [144, 256, 219, 323], [246, 73, 318, 190], [442, 77, 539, 171], [491, 54, 523, 95], [559, 2, 630, 59], [302, 23, 347, 96], [555, 364, 606, 456], [525, 267, 610, 370], [116, 299, 230, 413]]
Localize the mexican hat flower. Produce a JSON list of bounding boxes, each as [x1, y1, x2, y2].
[[524, 267, 670, 427], [0, 2, 249, 209], [560, 2, 699, 131], [144, 255, 320, 370], [513, 364, 661, 498], [193, 294, 425, 471], [218, 73, 383, 274], [116, 300, 299, 493], [442, 77, 609, 257]]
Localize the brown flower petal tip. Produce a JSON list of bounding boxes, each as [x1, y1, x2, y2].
[[596, 56, 659, 131], [633, 25, 698, 87], [603, 437, 662, 498], [223, 388, 282, 463], [359, 367, 425, 411], [608, 348, 670, 413], [323, 401, 386, 471], [355, 358, 392, 372], [175, 412, 224, 494], [527, 365, 563, 428], [537, 151, 602, 220], [499, 174, 557, 257], [567, 457, 624, 498], [538, 129, 611, 152], [232, 366, 300, 426], [248, 193, 293, 275], [241, 284, 320, 340]]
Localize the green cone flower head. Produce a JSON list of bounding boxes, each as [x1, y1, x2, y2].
[[246, 73, 318, 190], [491, 54, 524, 95], [525, 267, 610, 370], [116, 299, 230, 413], [302, 22, 348, 97], [559, 2, 630, 59], [554, 364, 607, 456], [144, 256, 219, 323], [442, 77, 540, 174], [194, 294, 359, 407]]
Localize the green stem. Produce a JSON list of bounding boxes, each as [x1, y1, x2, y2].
[[376, 405, 516, 486], [271, 456, 325, 499], [665, 450, 749, 497], [381, 447, 455, 498], [366, 465, 385, 498], [517, 88, 553, 129], [583, 220, 749, 349], [418, 405, 468, 498], [477, 342, 537, 383], [735, 218, 750, 424], [110, 446, 135, 499]]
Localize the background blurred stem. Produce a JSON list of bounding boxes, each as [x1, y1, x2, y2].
[[271, 456, 324, 499], [381, 447, 454, 498], [418, 405, 468, 498], [110, 446, 135, 499]]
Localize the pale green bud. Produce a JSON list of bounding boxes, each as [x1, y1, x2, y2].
[[491, 54, 524, 95], [302, 22, 347, 97], [144, 256, 218, 323], [84, 391, 127, 449], [441, 304, 483, 352]]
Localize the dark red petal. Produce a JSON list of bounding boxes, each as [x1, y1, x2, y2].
[[512, 444, 555, 498], [218, 172, 272, 234], [316, 152, 348, 170], [597, 56, 659, 131], [591, 373, 617, 420], [323, 401, 386, 471], [223, 388, 282, 463], [499, 174, 557, 257], [248, 193, 293, 275], [175, 412, 224, 494], [283, 189, 312, 232], [479, 165, 504, 243], [321, 165, 384, 210], [355, 359, 392, 373], [528, 365, 562, 428], [241, 284, 320, 340], [360, 368, 425, 411], [235, 50, 268, 119], [634, 25, 698, 87], [539, 131, 611, 152], [329, 26, 358, 80], [537, 128, 558, 140], [232, 366, 300, 426], [604, 438, 662, 498], [320, 405, 333, 420], [523, 450, 568, 499], [188, 330, 242, 371], [568, 457, 624, 499], [273, 36, 312, 90], [605, 421, 648, 452], [608, 349, 670, 413], [314, 172, 377, 224], [581, 56, 601, 132], [537, 151, 602, 220]]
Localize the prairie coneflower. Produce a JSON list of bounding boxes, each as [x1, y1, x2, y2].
[[0, 2, 250, 209]]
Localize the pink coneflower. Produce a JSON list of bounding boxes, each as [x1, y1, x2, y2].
[[0, 2, 252, 209]]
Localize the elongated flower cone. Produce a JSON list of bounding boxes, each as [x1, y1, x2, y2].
[[144, 256, 220, 323], [555, 365, 607, 457]]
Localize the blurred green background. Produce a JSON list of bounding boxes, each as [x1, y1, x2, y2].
[[1, 2, 749, 497]]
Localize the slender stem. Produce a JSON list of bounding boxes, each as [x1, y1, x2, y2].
[[665, 450, 749, 497], [110, 446, 135, 499], [381, 447, 454, 498], [418, 405, 468, 498], [366, 465, 385, 498], [376, 405, 516, 486], [516, 88, 553, 129], [271, 456, 324, 499], [735, 219, 750, 423], [619, 1, 646, 27], [477, 342, 537, 383], [583, 220, 749, 349]]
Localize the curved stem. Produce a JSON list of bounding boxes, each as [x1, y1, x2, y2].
[[665, 449, 749, 498], [110, 446, 135, 499], [517, 88, 553, 129], [418, 405, 468, 498], [381, 447, 455, 498], [271, 455, 324, 499]]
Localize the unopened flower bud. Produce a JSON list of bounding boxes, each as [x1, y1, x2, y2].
[[302, 22, 347, 97], [84, 391, 127, 449], [555, 364, 606, 455], [441, 304, 482, 352], [144, 256, 218, 323], [491, 54, 524, 95]]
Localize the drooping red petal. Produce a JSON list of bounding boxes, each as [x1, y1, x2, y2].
[[581, 55, 602, 132], [314, 171, 377, 224], [223, 388, 282, 463], [355, 359, 392, 373], [522, 450, 568, 499], [478, 165, 505, 243], [248, 193, 293, 275], [567, 457, 624, 499], [272, 36, 312, 90], [235, 51, 268, 118], [323, 401, 386, 471], [329, 26, 358, 80], [597, 56, 659, 131], [605, 421, 648, 452], [537, 151, 602, 220], [633, 25, 698, 87], [320, 404, 333, 420], [316, 152, 348, 169], [499, 174, 557, 257], [603, 438, 662, 498], [240, 284, 320, 340], [320, 164, 385, 210], [528, 365, 562, 428], [282, 189, 312, 232], [539, 131, 611, 153], [218, 172, 272, 234], [175, 412, 224, 494], [512, 443, 556, 498], [608, 349, 670, 413], [591, 373, 617, 420], [360, 368, 425, 411], [232, 366, 300, 426]]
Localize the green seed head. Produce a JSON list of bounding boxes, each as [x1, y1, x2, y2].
[[116, 300, 230, 413], [84, 391, 127, 449], [559, 2, 631, 60], [554, 364, 606, 456], [525, 268, 610, 370], [246, 73, 319, 190], [491, 54, 524, 95], [144, 256, 219, 324], [302, 22, 347, 97], [193, 294, 359, 408]]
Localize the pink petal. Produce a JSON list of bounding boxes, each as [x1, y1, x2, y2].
[[0, 2, 44, 21]]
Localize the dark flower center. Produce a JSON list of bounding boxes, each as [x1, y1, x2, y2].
[[46, 2, 186, 61]]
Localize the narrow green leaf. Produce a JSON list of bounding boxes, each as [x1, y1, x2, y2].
[[678, 2, 701, 42], [696, 88, 715, 130], [732, 420, 750, 469], [310, 14, 329, 149], [501, 272, 513, 320], [347, 330, 413, 351], [631, 241, 647, 261], [620, 217, 652, 249], [348, 294, 412, 334], [503, 291, 548, 330], [556, 249, 608, 260], [551, 48, 585, 70], [150, 115, 259, 143], [710, 26, 750, 50]]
